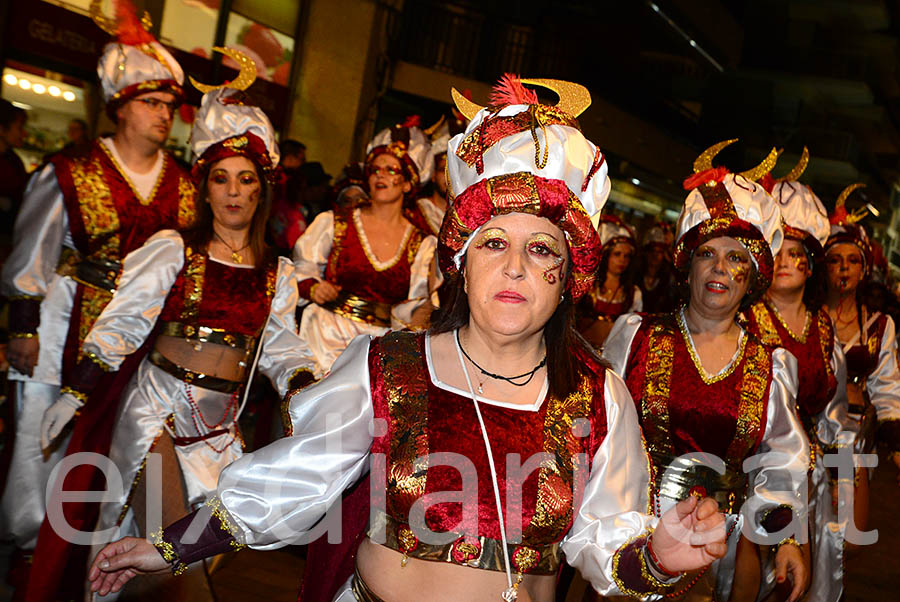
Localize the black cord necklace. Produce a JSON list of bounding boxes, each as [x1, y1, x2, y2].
[[456, 330, 546, 394]]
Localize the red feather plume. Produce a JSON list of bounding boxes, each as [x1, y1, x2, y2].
[[401, 114, 421, 128], [490, 73, 538, 107], [115, 0, 155, 45]]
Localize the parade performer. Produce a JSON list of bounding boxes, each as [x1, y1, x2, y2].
[[742, 150, 855, 602], [89, 76, 729, 602], [579, 215, 641, 347], [39, 48, 317, 598], [0, 1, 195, 595], [604, 140, 810, 601], [822, 183, 900, 577], [635, 222, 677, 314], [293, 120, 437, 374]]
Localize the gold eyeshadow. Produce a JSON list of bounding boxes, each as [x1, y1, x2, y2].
[[473, 228, 509, 248]]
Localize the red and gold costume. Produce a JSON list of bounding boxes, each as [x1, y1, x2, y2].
[[0, 5, 193, 579], [294, 206, 436, 375], [603, 141, 809, 600]]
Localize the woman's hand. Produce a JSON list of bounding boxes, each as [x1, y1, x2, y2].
[[88, 537, 170, 595], [774, 543, 808, 602], [311, 281, 341, 305], [650, 496, 727, 573]]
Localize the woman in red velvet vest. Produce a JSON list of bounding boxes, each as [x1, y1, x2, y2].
[[293, 122, 437, 375], [88, 77, 729, 602], [604, 141, 811, 602], [578, 215, 641, 348], [740, 153, 858, 602], [41, 55, 316, 597], [822, 183, 900, 587]]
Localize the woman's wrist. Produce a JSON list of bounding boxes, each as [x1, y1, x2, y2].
[[644, 536, 682, 579]]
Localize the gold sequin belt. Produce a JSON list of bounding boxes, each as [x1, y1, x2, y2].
[[322, 292, 391, 328], [56, 248, 121, 293], [376, 513, 561, 575], [651, 451, 748, 511], [148, 349, 243, 394], [159, 321, 257, 351], [351, 565, 386, 602]]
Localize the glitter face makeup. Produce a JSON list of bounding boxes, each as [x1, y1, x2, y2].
[[473, 227, 510, 250], [528, 233, 566, 284]]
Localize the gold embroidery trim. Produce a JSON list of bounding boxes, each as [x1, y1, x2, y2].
[[750, 301, 781, 347], [97, 141, 167, 207], [60, 386, 89, 404], [525, 374, 593, 542], [72, 153, 119, 261], [85, 351, 113, 372], [724, 339, 770, 471], [611, 528, 672, 597], [353, 208, 414, 272], [381, 333, 430, 518], [182, 247, 206, 324], [327, 211, 348, 279], [205, 497, 246, 551], [766, 298, 811, 343], [117, 419, 171, 526], [177, 175, 197, 228], [642, 319, 676, 457], [149, 528, 186, 575], [677, 309, 748, 385]]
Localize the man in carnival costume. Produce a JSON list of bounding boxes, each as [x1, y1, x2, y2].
[[0, 1, 195, 598]]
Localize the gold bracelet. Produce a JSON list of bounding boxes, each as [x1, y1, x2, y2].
[[774, 537, 801, 552], [309, 282, 320, 300]]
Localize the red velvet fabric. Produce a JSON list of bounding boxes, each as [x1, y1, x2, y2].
[[844, 312, 887, 383], [370, 332, 608, 545], [52, 141, 194, 260], [159, 251, 275, 336], [191, 133, 274, 181], [742, 301, 837, 421], [25, 147, 194, 602], [624, 313, 772, 463], [323, 208, 429, 305]]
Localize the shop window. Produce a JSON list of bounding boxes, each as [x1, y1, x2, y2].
[[1, 67, 87, 171], [224, 11, 294, 87]]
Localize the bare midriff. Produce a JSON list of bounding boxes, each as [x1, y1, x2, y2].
[[356, 537, 556, 602], [154, 335, 250, 382]]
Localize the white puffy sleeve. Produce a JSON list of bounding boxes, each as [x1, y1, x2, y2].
[[815, 340, 856, 451], [1, 164, 67, 300], [217, 335, 374, 549], [868, 316, 900, 453], [257, 257, 320, 394], [80, 230, 184, 371], [391, 234, 437, 329], [741, 348, 810, 540], [292, 210, 334, 305], [602, 313, 644, 377], [562, 370, 659, 597]]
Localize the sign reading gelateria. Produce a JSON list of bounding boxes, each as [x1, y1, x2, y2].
[[5, 2, 107, 75]]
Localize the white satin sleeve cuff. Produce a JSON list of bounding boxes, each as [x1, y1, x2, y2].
[[391, 234, 437, 329], [292, 210, 334, 305], [742, 348, 809, 539], [81, 230, 185, 370], [602, 313, 644, 377], [218, 335, 374, 549], [561, 370, 656, 596], [1, 164, 68, 298], [257, 257, 320, 393], [868, 316, 900, 422]]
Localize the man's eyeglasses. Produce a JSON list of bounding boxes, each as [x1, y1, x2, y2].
[[134, 97, 178, 115], [367, 165, 403, 178]]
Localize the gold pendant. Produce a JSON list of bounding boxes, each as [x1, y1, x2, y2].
[[232, 251, 242, 264]]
